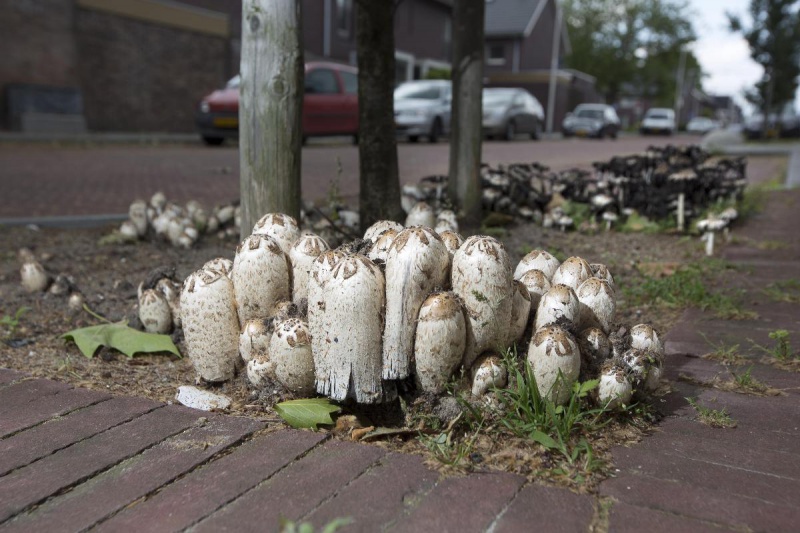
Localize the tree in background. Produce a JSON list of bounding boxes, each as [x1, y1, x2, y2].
[[239, 0, 303, 236], [448, 0, 485, 228], [729, 0, 800, 129], [355, 0, 405, 231], [563, 0, 697, 105]]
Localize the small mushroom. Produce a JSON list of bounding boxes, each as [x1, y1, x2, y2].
[[629, 324, 664, 357], [251, 213, 301, 255], [435, 210, 459, 234], [119, 220, 140, 241], [231, 234, 291, 326], [366, 229, 398, 264], [414, 292, 467, 394], [20, 260, 49, 293], [404, 202, 436, 228], [527, 325, 581, 405], [576, 278, 615, 334], [156, 278, 182, 328], [471, 353, 508, 396], [697, 217, 727, 256], [597, 361, 632, 409], [363, 220, 404, 242], [533, 284, 579, 331], [577, 327, 611, 379], [239, 318, 271, 365], [271, 318, 315, 396], [602, 211, 618, 231], [589, 263, 615, 290], [289, 234, 329, 305], [247, 355, 275, 388], [513, 250, 560, 281], [138, 287, 172, 334], [551, 256, 592, 291], [129, 200, 148, 237], [518, 268, 551, 312], [507, 280, 532, 347]]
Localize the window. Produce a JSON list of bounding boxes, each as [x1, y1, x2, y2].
[[340, 71, 358, 94], [305, 69, 339, 94], [336, 0, 353, 36], [487, 43, 505, 65]]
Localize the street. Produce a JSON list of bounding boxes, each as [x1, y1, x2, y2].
[[2, 134, 701, 219]]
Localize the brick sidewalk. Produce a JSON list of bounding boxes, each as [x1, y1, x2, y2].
[[2, 169, 800, 532]]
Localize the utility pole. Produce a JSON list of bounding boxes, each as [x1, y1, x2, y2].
[[673, 47, 687, 127], [546, 0, 562, 134]]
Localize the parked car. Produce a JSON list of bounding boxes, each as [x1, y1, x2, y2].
[[640, 108, 676, 135], [482, 88, 545, 141], [394, 80, 451, 143], [562, 104, 620, 139], [686, 116, 718, 135], [195, 61, 359, 146]]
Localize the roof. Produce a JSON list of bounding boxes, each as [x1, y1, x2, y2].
[[485, 0, 546, 37]]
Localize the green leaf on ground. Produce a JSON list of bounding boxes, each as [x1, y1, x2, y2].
[[275, 398, 341, 430], [62, 321, 180, 359]]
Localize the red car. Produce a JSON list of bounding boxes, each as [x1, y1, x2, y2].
[[196, 61, 359, 145]]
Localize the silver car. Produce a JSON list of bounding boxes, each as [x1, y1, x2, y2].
[[482, 88, 545, 140], [394, 80, 451, 143]]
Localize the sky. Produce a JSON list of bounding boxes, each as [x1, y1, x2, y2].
[[688, 0, 796, 115]]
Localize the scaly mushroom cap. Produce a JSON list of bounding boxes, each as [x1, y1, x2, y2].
[[533, 283, 579, 331], [577, 327, 611, 379], [452, 235, 513, 368], [289, 234, 330, 305], [308, 249, 348, 394], [203, 257, 233, 277], [527, 325, 581, 405], [251, 213, 301, 255], [435, 210, 459, 234], [438, 230, 464, 257], [518, 268, 551, 311], [414, 292, 467, 394], [629, 324, 664, 357], [150, 191, 167, 212], [247, 355, 274, 388], [363, 220, 404, 243], [621, 348, 658, 388], [129, 200, 148, 237], [239, 318, 271, 364], [514, 250, 560, 281], [232, 234, 291, 326], [139, 288, 172, 334], [216, 205, 235, 225], [576, 278, 616, 334], [20, 261, 49, 293], [156, 278, 182, 328], [271, 318, 315, 395], [507, 280, 532, 347], [181, 267, 239, 382], [590, 263, 615, 290], [551, 256, 592, 290], [383, 227, 450, 379], [404, 202, 436, 228], [119, 221, 139, 240], [597, 361, 632, 409], [471, 353, 508, 396], [366, 229, 398, 264]]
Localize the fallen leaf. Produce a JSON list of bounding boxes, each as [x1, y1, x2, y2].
[[62, 321, 180, 359], [274, 398, 341, 430]]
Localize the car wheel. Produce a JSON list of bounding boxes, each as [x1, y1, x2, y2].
[[610, 128, 618, 140], [408, 135, 420, 143], [352, 133, 359, 145], [202, 136, 224, 146], [428, 118, 443, 143], [531, 119, 542, 140], [504, 120, 516, 141]]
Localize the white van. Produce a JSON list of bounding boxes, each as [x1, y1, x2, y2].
[[640, 108, 676, 135]]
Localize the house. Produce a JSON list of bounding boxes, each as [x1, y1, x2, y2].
[[482, 0, 600, 131]]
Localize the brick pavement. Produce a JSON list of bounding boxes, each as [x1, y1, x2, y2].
[[1, 154, 800, 531]]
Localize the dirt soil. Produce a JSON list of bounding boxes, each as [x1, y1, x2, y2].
[[1, 221, 700, 409]]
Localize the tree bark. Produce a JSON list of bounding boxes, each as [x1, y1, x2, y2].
[[356, 0, 404, 232], [448, 0, 485, 228], [240, 0, 303, 238]]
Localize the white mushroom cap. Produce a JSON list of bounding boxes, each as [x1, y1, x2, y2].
[[629, 324, 664, 357], [527, 325, 581, 405], [20, 261, 49, 293], [271, 318, 315, 395], [435, 210, 459, 234], [471, 353, 508, 396], [247, 355, 274, 388], [551, 256, 592, 291], [251, 213, 301, 255], [366, 229, 398, 264], [203, 257, 233, 276], [518, 268, 551, 311], [414, 292, 467, 394], [597, 362, 633, 409], [231, 234, 291, 326], [589, 263, 615, 290], [576, 278, 616, 334], [533, 283, 579, 331], [577, 327, 611, 377], [363, 220, 404, 242], [289, 234, 330, 305], [139, 288, 173, 334], [150, 191, 167, 212], [119, 221, 140, 241], [239, 319, 271, 364], [128, 200, 148, 237], [404, 202, 436, 228], [438, 231, 464, 257], [514, 250, 560, 281]]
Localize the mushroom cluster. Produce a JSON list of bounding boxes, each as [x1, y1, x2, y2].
[[401, 145, 746, 232], [116, 192, 241, 247], [179, 213, 664, 409], [17, 248, 85, 312]]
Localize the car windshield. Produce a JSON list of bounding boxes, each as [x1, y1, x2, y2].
[[647, 113, 670, 120], [395, 84, 442, 100], [483, 90, 515, 105], [575, 109, 603, 119], [225, 76, 240, 89]]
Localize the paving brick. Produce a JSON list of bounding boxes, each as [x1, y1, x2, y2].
[[304, 452, 439, 532], [601, 473, 800, 532], [0, 387, 111, 438], [191, 439, 385, 532], [0, 396, 160, 476], [0, 379, 70, 413], [0, 369, 27, 386], [491, 483, 594, 533], [611, 444, 800, 508], [0, 405, 204, 523], [94, 429, 327, 533], [664, 354, 800, 396], [3, 415, 263, 532], [607, 502, 731, 533], [390, 472, 525, 533], [657, 416, 800, 456]]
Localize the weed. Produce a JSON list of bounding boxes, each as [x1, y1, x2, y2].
[[699, 333, 746, 366], [686, 397, 736, 428], [730, 366, 771, 394], [279, 517, 351, 533], [419, 403, 486, 468], [562, 201, 593, 228], [517, 244, 534, 256], [1, 307, 31, 339], [763, 280, 800, 304], [751, 329, 795, 361], [480, 226, 508, 239]]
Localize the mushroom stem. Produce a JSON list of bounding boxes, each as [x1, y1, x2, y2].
[[677, 193, 685, 231], [704, 231, 715, 256]]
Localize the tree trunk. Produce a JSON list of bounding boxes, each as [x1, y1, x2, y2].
[[356, 0, 404, 232], [448, 0, 485, 228], [239, 0, 303, 238]]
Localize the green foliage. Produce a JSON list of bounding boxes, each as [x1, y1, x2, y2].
[[491, 351, 608, 465], [757, 329, 795, 360], [561, 201, 592, 228], [563, 0, 697, 103], [619, 212, 668, 234], [424, 67, 451, 80], [1, 307, 30, 339], [731, 366, 769, 394], [686, 397, 737, 428], [699, 333, 746, 366], [274, 398, 341, 430], [764, 279, 800, 303], [624, 261, 755, 319], [279, 517, 352, 533], [62, 321, 180, 359]]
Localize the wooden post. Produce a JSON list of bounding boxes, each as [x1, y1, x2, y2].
[[448, 0, 485, 228], [677, 192, 685, 231], [240, 0, 303, 238]]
